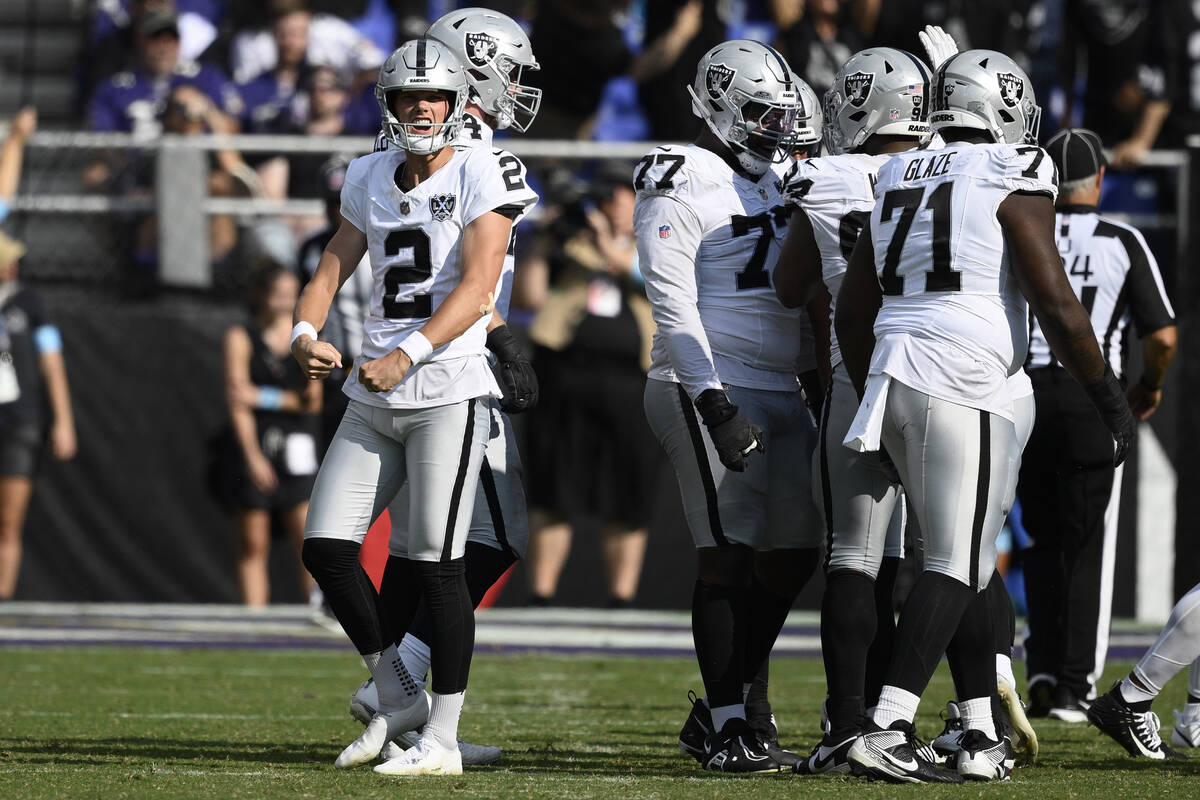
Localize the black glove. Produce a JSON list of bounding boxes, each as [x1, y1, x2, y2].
[[486, 325, 538, 414], [1083, 364, 1137, 466], [695, 388, 764, 472]]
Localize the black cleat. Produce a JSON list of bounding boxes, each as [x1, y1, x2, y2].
[[1026, 677, 1055, 718], [847, 720, 964, 784], [703, 718, 783, 774], [797, 731, 856, 775], [1087, 685, 1186, 760], [930, 702, 963, 764], [678, 690, 712, 764], [955, 729, 1014, 781], [749, 715, 801, 768], [1049, 683, 1091, 723]]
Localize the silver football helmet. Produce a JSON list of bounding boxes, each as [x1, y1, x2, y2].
[[687, 39, 801, 176], [376, 39, 469, 154], [793, 78, 823, 154], [822, 48, 932, 155], [930, 49, 1040, 145], [426, 7, 541, 132]]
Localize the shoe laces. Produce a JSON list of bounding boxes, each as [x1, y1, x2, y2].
[[1134, 711, 1165, 748]]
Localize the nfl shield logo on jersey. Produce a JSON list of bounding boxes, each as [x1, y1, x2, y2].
[[997, 72, 1023, 107], [706, 63, 735, 99], [845, 71, 874, 107], [430, 193, 457, 221], [465, 32, 497, 67], [658, 225, 672, 239]]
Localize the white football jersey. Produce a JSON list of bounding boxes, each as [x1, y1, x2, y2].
[[634, 144, 803, 397], [789, 152, 890, 368], [867, 141, 1057, 418], [339, 144, 538, 409], [1028, 206, 1175, 378]]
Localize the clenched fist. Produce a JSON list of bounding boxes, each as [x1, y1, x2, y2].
[[357, 349, 412, 393]]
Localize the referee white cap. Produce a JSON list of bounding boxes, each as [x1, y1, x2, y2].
[[1045, 128, 1107, 183]]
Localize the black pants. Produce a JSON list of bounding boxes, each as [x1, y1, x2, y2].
[[1017, 367, 1118, 699]]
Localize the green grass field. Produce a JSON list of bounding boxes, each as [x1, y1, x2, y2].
[[1, 646, 1198, 799]]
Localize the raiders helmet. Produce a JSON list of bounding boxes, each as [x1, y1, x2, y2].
[[687, 39, 801, 176], [427, 7, 541, 132], [793, 78, 823, 154], [822, 48, 932, 156], [375, 39, 469, 154], [930, 50, 1041, 145]]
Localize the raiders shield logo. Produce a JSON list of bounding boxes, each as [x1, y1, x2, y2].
[[465, 32, 497, 67], [845, 71, 874, 108], [706, 63, 735, 100], [430, 193, 457, 221], [997, 72, 1023, 108]]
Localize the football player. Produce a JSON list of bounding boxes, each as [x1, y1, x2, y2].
[[290, 38, 537, 776], [836, 50, 1134, 783], [346, 7, 541, 767], [773, 46, 933, 776], [636, 40, 823, 773]]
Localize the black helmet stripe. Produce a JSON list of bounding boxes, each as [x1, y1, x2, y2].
[[416, 39, 427, 77], [896, 48, 931, 121], [766, 43, 793, 91]]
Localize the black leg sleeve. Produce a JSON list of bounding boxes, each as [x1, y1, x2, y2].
[[417, 558, 475, 695], [302, 537, 385, 655], [865, 556, 900, 708], [887, 572, 975, 697], [692, 579, 748, 708]]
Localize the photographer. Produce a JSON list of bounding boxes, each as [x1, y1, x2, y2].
[[516, 163, 661, 607]]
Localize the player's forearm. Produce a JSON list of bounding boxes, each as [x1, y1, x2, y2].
[[37, 351, 74, 431], [1141, 325, 1178, 388], [296, 226, 365, 331], [486, 312, 507, 333], [1034, 298, 1107, 385], [415, 273, 500, 351], [774, 208, 822, 308], [1130, 100, 1171, 148]]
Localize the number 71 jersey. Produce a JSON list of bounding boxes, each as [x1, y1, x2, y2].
[[868, 142, 1057, 415]]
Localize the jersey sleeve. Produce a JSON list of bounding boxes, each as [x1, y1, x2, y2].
[[339, 155, 371, 233], [463, 149, 539, 226], [998, 145, 1058, 202], [633, 191, 723, 400], [1122, 226, 1176, 335]]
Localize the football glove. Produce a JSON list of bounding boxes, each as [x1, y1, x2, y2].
[[486, 324, 538, 414], [695, 389, 764, 472], [918, 25, 959, 70], [1084, 364, 1137, 466]]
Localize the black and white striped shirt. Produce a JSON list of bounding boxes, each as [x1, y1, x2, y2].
[[1027, 204, 1175, 378]]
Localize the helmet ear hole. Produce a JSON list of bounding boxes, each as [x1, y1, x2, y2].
[[998, 109, 1015, 123], [848, 111, 867, 122]]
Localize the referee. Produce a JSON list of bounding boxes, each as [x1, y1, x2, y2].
[[1018, 128, 1178, 722]]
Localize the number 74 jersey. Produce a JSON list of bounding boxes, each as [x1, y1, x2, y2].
[[867, 142, 1057, 418], [339, 144, 538, 409], [633, 144, 803, 396]]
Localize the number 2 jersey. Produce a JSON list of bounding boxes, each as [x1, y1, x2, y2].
[[634, 144, 803, 398], [787, 152, 890, 370], [339, 142, 538, 409], [866, 142, 1057, 420]]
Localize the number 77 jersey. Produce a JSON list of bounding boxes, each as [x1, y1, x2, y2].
[[867, 142, 1057, 416], [633, 143, 803, 396]]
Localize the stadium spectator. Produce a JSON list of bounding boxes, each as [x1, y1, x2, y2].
[[222, 261, 321, 607], [225, 0, 383, 87], [1111, 0, 1200, 168], [86, 1, 223, 101], [236, 2, 320, 133], [634, 0, 721, 141], [776, 0, 866, 97], [88, 8, 241, 138], [518, 163, 660, 607], [0, 232, 77, 599], [0, 107, 36, 221]]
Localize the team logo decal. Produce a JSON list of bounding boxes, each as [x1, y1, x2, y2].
[[430, 193, 457, 221], [845, 71, 874, 108], [465, 32, 497, 67], [997, 72, 1023, 108], [706, 63, 735, 99]]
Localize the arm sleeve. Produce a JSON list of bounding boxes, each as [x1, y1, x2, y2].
[[1123, 227, 1176, 334], [339, 156, 370, 233], [463, 149, 539, 226], [634, 193, 723, 400]]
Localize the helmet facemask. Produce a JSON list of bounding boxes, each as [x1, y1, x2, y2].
[[478, 54, 542, 132]]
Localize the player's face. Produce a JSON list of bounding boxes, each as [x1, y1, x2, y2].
[[266, 272, 300, 318], [390, 90, 450, 135], [743, 100, 797, 160]]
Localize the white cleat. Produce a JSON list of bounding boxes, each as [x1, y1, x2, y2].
[[397, 729, 502, 766], [380, 740, 404, 761], [374, 736, 463, 776], [1171, 706, 1200, 748], [334, 694, 429, 769]]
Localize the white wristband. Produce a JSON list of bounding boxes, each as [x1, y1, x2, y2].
[[397, 331, 433, 365], [289, 321, 318, 348]]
